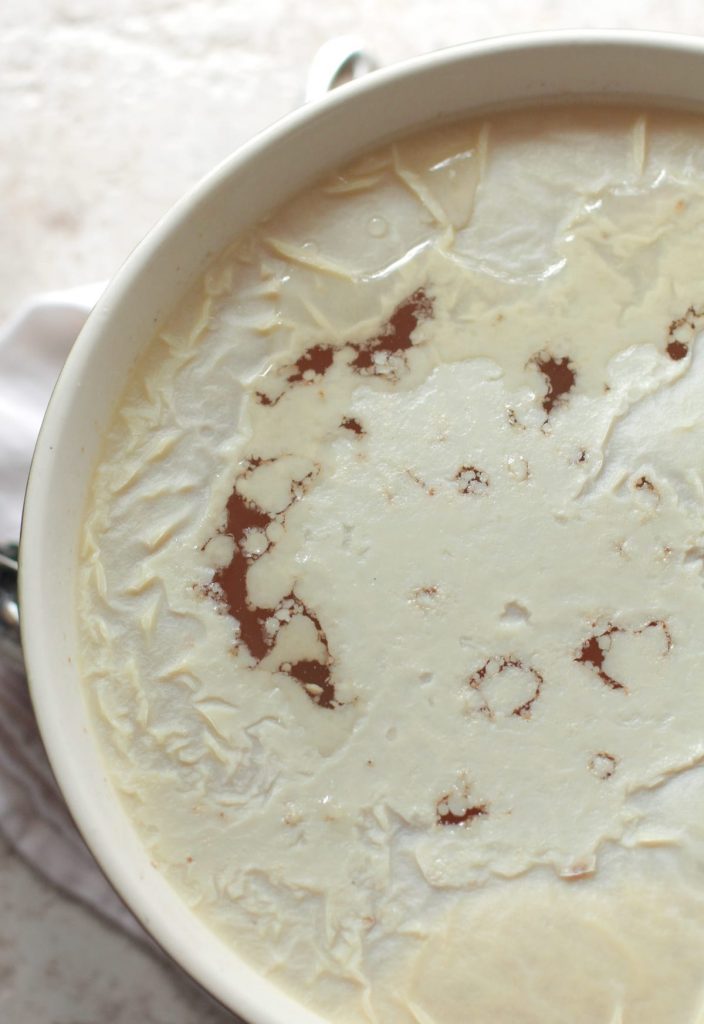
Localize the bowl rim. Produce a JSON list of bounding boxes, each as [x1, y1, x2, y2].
[[19, 27, 704, 1023]]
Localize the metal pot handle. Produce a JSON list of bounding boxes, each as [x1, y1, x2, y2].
[[0, 544, 21, 674], [305, 36, 378, 102]]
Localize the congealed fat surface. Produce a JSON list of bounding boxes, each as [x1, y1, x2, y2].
[[80, 106, 704, 1022]]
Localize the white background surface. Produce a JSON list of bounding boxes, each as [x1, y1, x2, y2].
[[2, 2, 704, 1021]]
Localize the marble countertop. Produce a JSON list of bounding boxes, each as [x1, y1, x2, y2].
[[1, 2, 703, 1021]]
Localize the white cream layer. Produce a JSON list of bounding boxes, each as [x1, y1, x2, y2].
[[81, 107, 704, 1023]]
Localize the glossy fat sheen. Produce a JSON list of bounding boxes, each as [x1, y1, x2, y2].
[[80, 106, 704, 1022]]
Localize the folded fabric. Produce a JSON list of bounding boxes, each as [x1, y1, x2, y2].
[[0, 286, 150, 943]]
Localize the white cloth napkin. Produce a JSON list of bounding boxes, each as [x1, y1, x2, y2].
[[0, 285, 149, 941]]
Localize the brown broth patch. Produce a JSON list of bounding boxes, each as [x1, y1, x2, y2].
[[286, 659, 335, 708], [638, 618, 672, 652], [349, 288, 434, 373], [666, 305, 704, 361], [455, 465, 489, 495], [635, 475, 656, 493], [256, 288, 433, 403], [213, 485, 274, 661], [468, 655, 543, 719], [667, 339, 689, 361], [287, 344, 335, 384], [436, 802, 488, 827], [211, 461, 336, 707], [588, 752, 618, 780], [576, 627, 626, 692], [534, 354, 576, 415], [341, 416, 365, 435], [576, 619, 671, 693]]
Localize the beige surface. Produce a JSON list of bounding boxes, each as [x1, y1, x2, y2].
[[3, 2, 704, 1022], [0, 833, 235, 1022]]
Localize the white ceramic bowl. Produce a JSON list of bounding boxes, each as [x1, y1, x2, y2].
[[20, 29, 704, 1023]]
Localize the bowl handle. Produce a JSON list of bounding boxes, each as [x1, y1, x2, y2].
[[305, 36, 378, 103], [0, 544, 21, 674]]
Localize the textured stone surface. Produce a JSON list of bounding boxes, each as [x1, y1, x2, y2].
[[0, 833, 234, 1023], [1, 2, 703, 1021]]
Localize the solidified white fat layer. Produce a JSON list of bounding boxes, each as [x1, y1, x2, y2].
[[80, 106, 704, 1023]]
